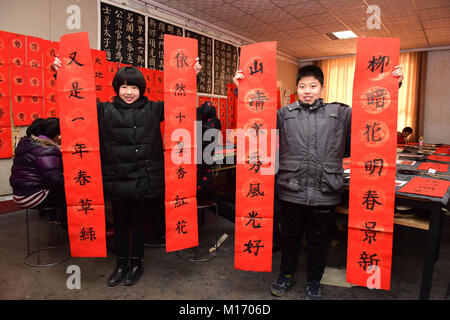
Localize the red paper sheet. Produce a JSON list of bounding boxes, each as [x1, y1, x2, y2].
[[347, 38, 400, 290], [57, 32, 106, 257], [42, 39, 59, 117], [435, 147, 450, 155], [91, 49, 108, 104], [105, 61, 117, 102], [9, 33, 29, 125], [0, 31, 13, 158], [234, 42, 277, 272], [25, 36, 44, 121], [164, 35, 198, 252], [427, 155, 450, 162], [417, 162, 449, 173], [399, 177, 450, 198]]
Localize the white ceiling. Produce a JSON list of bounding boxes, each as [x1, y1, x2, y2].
[[145, 0, 450, 60]]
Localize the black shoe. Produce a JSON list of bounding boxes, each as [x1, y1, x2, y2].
[[123, 257, 144, 286], [107, 257, 129, 287], [144, 236, 165, 248]]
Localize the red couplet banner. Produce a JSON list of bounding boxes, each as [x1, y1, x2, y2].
[[91, 49, 108, 104], [0, 31, 13, 158], [164, 34, 198, 252], [57, 32, 106, 257], [234, 42, 277, 272], [347, 38, 400, 289], [42, 39, 59, 118]]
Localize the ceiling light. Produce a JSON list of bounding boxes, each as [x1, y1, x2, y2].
[[331, 30, 357, 39]]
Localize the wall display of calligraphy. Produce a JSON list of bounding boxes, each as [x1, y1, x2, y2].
[[101, 2, 146, 67], [235, 42, 277, 272], [185, 29, 213, 94], [164, 35, 198, 252], [0, 31, 13, 158], [213, 39, 238, 96], [57, 32, 106, 257], [148, 17, 183, 70], [42, 39, 59, 118], [347, 38, 400, 290]]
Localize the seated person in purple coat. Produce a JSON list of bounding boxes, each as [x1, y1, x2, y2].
[[9, 117, 66, 222]]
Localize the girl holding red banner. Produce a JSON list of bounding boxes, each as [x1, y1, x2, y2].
[[54, 57, 202, 286], [10, 117, 66, 223]]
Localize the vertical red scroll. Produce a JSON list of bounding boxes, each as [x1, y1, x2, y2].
[[234, 42, 277, 272], [91, 49, 108, 104], [42, 39, 59, 118], [25, 36, 44, 122], [9, 33, 28, 125], [57, 32, 106, 257], [347, 38, 400, 290], [164, 35, 198, 252]]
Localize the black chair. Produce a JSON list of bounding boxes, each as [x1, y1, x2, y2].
[[24, 207, 71, 267]]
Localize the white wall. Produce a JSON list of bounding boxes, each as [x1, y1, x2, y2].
[[423, 50, 450, 144]]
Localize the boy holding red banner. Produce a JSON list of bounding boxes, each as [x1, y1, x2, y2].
[[235, 64, 403, 299]]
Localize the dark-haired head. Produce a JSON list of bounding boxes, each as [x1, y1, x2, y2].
[[296, 65, 324, 86], [26, 118, 47, 137], [402, 127, 413, 135], [112, 66, 146, 98], [43, 117, 61, 140]]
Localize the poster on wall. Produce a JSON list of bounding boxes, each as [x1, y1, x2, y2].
[[100, 1, 146, 67]]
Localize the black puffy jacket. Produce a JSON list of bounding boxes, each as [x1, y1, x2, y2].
[[97, 96, 164, 201]]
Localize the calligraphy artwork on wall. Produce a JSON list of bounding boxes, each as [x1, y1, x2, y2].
[[0, 31, 12, 158], [148, 17, 183, 70]]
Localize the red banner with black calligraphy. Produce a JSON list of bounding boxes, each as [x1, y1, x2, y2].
[[0, 31, 13, 158], [91, 49, 108, 104], [234, 42, 277, 272], [42, 39, 59, 118], [25, 36, 44, 122], [164, 35, 199, 252], [57, 32, 106, 257], [105, 60, 117, 103], [9, 33, 29, 125], [347, 38, 400, 290]]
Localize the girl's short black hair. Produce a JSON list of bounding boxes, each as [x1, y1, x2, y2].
[[112, 66, 146, 97], [26, 118, 47, 137], [296, 64, 324, 86], [43, 117, 60, 139]]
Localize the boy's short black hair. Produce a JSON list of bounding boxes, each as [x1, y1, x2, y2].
[[112, 66, 146, 97], [402, 127, 413, 135], [296, 64, 324, 86], [43, 117, 60, 139]]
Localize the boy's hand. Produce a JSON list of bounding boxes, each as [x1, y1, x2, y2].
[[52, 56, 62, 72], [392, 65, 403, 83], [194, 57, 202, 75], [233, 69, 245, 87]]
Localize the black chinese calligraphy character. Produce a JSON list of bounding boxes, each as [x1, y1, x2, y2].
[[246, 183, 265, 198], [367, 55, 390, 73], [363, 122, 382, 142], [358, 251, 380, 271], [362, 190, 382, 210], [364, 158, 384, 176], [175, 52, 189, 68], [174, 194, 188, 208], [78, 198, 94, 215], [68, 51, 84, 67], [176, 166, 186, 179], [174, 82, 186, 96], [176, 141, 184, 155], [249, 90, 269, 111], [244, 211, 262, 228], [360, 222, 378, 244], [74, 170, 91, 186], [69, 81, 84, 99], [250, 122, 265, 138], [249, 60, 263, 75], [367, 88, 387, 109], [80, 227, 96, 241], [243, 240, 264, 256], [176, 220, 188, 234], [72, 143, 89, 158], [248, 152, 263, 174], [175, 112, 186, 123]]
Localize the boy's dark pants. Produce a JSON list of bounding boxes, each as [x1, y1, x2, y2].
[[112, 199, 153, 258], [279, 200, 336, 282]]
